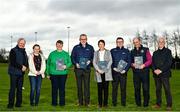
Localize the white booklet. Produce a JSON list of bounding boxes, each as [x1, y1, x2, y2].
[[79, 58, 88, 69], [134, 56, 143, 69], [117, 60, 128, 72], [98, 61, 108, 72], [56, 59, 65, 70]]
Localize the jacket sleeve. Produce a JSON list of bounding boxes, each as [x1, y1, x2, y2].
[[107, 51, 112, 70], [39, 55, 46, 74], [9, 49, 22, 69], [151, 52, 156, 71], [144, 50, 152, 67], [125, 50, 131, 72], [24, 52, 29, 68], [93, 51, 100, 71], [71, 47, 77, 65], [160, 50, 172, 73], [28, 54, 38, 75]]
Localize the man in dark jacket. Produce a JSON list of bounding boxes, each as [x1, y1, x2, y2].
[[111, 37, 131, 106], [7, 38, 28, 109], [131, 37, 152, 107], [152, 37, 172, 111], [71, 34, 94, 106]]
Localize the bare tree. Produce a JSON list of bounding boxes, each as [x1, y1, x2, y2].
[[127, 38, 133, 50], [170, 30, 179, 58], [176, 28, 180, 57], [136, 29, 141, 39], [163, 30, 170, 48], [150, 30, 158, 51], [142, 30, 149, 47]]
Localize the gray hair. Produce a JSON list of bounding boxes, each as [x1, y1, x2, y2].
[[133, 37, 141, 42], [157, 36, 166, 43], [17, 38, 26, 44]]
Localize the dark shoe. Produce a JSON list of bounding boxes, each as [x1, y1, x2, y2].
[[121, 103, 126, 107], [152, 104, 161, 109], [137, 105, 141, 107], [15, 105, 22, 107], [59, 104, 65, 106], [7, 104, 13, 109], [35, 103, 38, 106], [52, 104, 57, 106], [30, 103, 35, 106], [103, 105, 108, 108], [166, 106, 172, 111], [112, 103, 117, 107]]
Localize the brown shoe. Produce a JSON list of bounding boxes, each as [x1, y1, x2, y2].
[[152, 104, 161, 109], [166, 106, 172, 111]]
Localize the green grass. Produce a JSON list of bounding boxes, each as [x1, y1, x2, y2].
[[0, 63, 180, 111]]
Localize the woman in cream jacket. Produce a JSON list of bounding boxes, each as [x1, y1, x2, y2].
[[93, 40, 113, 108], [28, 44, 46, 106]]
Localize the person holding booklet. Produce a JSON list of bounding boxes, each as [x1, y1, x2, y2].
[[71, 34, 94, 106], [110, 37, 131, 106], [28, 44, 46, 106], [46, 40, 72, 106], [93, 40, 113, 108], [131, 37, 152, 107]]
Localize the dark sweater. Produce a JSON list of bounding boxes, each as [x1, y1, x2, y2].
[[33, 54, 42, 71], [8, 45, 28, 76], [152, 47, 172, 78]]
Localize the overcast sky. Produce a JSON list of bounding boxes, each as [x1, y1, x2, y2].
[[0, 0, 179, 57]]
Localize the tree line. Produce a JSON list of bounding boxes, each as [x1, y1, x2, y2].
[[0, 29, 180, 68]]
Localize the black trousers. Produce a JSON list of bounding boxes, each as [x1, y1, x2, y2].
[[154, 77, 172, 107], [97, 73, 109, 106], [75, 69, 90, 105], [8, 74, 24, 107], [50, 75, 67, 106], [133, 70, 150, 107], [112, 70, 127, 106]]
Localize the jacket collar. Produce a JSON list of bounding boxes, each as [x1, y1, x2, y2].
[[79, 43, 88, 48], [158, 47, 165, 51], [15, 45, 25, 51], [134, 45, 143, 51], [116, 46, 124, 50]]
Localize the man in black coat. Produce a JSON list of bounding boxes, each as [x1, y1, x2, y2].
[[152, 37, 172, 111], [7, 38, 28, 109]]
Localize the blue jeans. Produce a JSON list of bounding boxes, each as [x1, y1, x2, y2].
[[50, 75, 67, 106], [29, 75, 42, 105]]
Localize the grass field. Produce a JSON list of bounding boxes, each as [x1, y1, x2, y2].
[[0, 63, 180, 111]]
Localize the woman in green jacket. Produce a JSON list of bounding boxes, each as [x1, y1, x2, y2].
[[46, 40, 72, 106]]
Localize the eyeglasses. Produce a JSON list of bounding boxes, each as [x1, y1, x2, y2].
[[116, 41, 123, 43], [80, 39, 87, 41]]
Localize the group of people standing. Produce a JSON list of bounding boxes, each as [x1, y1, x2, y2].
[[7, 34, 173, 111]]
